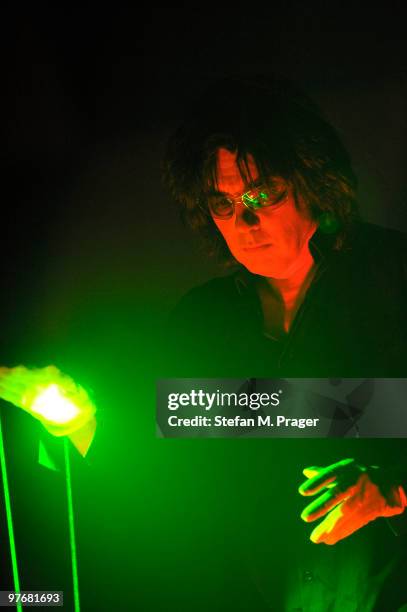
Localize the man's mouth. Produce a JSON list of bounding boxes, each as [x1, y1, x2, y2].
[[241, 243, 272, 251]]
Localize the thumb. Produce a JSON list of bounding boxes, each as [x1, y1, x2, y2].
[[303, 466, 321, 478]]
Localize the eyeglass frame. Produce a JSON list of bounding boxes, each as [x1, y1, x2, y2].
[[202, 180, 290, 220]]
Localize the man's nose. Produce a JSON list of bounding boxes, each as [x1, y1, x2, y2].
[[235, 206, 260, 231]]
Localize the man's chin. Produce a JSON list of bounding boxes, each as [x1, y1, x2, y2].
[[240, 258, 289, 279]]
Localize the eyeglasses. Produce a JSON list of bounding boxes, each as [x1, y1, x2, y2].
[[206, 180, 289, 219]]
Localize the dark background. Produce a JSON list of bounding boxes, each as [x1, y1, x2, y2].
[[3, 3, 407, 338], [1, 4, 407, 611]]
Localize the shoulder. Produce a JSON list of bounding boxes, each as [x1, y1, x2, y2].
[[343, 223, 407, 326], [351, 222, 407, 257], [343, 222, 407, 279]]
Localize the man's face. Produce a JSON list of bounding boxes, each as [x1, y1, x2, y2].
[[209, 148, 317, 278]]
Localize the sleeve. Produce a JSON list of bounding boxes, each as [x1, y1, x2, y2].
[[384, 465, 407, 536]]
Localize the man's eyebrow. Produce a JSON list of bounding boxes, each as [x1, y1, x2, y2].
[[206, 179, 264, 198]]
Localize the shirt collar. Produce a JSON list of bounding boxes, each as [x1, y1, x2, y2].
[[233, 227, 338, 295]]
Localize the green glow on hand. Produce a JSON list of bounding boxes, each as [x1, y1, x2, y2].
[[23, 379, 95, 437], [0, 365, 96, 437], [31, 385, 81, 424]]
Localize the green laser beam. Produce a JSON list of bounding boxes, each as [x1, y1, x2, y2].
[[64, 438, 80, 612], [0, 416, 23, 612]]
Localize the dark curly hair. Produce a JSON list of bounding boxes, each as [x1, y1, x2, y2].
[[162, 74, 359, 263]]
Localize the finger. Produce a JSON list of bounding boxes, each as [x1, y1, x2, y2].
[[0, 380, 30, 405], [299, 466, 326, 494], [299, 458, 355, 496], [299, 473, 336, 496], [303, 466, 321, 478], [300, 474, 336, 492], [302, 467, 339, 488], [301, 487, 351, 522], [309, 503, 347, 544], [309, 498, 368, 545]]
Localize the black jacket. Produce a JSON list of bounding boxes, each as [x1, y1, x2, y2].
[[166, 222, 407, 378], [163, 220, 407, 538]]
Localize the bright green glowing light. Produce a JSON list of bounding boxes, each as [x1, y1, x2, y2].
[[25, 379, 95, 436], [31, 385, 81, 424], [23, 380, 95, 436], [0, 366, 96, 436]]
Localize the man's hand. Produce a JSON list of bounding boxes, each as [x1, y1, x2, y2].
[[1, 365, 77, 410], [0, 365, 96, 440], [299, 458, 407, 545]]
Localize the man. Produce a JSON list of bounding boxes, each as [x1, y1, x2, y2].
[[163, 74, 406, 378], [161, 74, 407, 607]]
